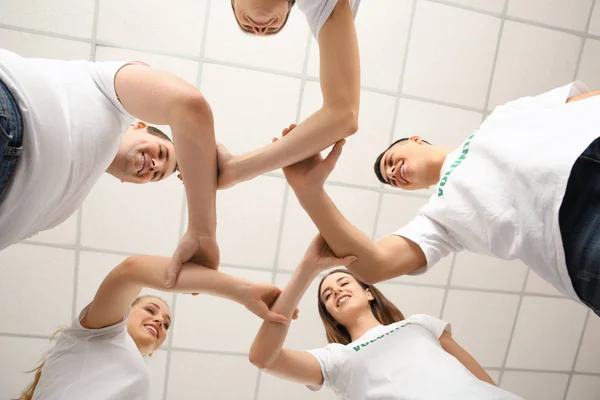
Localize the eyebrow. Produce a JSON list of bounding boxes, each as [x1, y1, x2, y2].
[[321, 276, 349, 299], [149, 302, 171, 325]]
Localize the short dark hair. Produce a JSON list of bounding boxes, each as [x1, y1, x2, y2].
[[373, 138, 431, 185], [230, 0, 296, 36], [146, 125, 178, 175]]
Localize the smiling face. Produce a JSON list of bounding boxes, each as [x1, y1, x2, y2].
[[377, 136, 439, 190], [127, 297, 171, 356], [319, 272, 374, 327]]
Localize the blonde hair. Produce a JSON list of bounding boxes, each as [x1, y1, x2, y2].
[[16, 295, 167, 399]]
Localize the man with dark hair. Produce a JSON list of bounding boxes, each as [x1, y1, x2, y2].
[[279, 82, 600, 318], [216, 0, 361, 191], [0, 50, 219, 282]]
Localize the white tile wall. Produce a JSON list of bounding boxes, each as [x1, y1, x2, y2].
[[1, 0, 600, 398]]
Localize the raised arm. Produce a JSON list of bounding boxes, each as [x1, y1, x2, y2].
[[439, 331, 496, 386], [114, 64, 220, 283], [219, 0, 360, 188], [249, 235, 355, 385], [83, 256, 291, 330], [274, 126, 426, 284]]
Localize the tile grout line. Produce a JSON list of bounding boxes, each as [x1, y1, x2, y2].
[[562, 310, 592, 400], [369, 0, 418, 241], [573, 0, 597, 82], [88, 0, 101, 61], [161, 2, 213, 399], [438, 253, 457, 319]]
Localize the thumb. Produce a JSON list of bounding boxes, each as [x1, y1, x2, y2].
[[266, 310, 290, 325], [325, 139, 345, 168], [167, 244, 193, 287], [341, 255, 358, 266]]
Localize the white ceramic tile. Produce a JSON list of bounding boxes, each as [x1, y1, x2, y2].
[[590, 1, 600, 35], [0, 0, 95, 38], [216, 177, 286, 267], [443, 0, 506, 13], [97, 0, 207, 56], [0, 29, 90, 60], [167, 352, 257, 399], [0, 337, 54, 400], [299, 82, 397, 187], [488, 21, 581, 109], [375, 192, 453, 286], [28, 212, 78, 246], [172, 268, 272, 352], [500, 371, 569, 400], [566, 375, 600, 400], [307, 0, 412, 91], [273, 272, 330, 350], [442, 290, 520, 367], [205, 1, 308, 74], [199, 63, 300, 154], [506, 296, 588, 370], [81, 174, 183, 255], [0, 244, 74, 335], [377, 282, 446, 319], [277, 184, 380, 271], [147, 350, 167, 400], [258, 372, 337, 400], [394, 99, 483, 147], [76, 251, 175, 313], [525, 271, 563, 296], [575, 312, 600, 373], [402, 1, 501, 108], [451, 253, 528, 292], [507, 0, 593, 31], [95, 46, 200, 85], [577, 39, 600, 91]]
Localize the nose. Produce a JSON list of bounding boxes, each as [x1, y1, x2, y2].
[[246, 15, 277, 35], [387, 164, 396, 182], [150, 158, 164, 172]]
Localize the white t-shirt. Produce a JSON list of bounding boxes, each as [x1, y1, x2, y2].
[[395, 82, 599, 303], [0, 49, 133, 250], [307, 314, 521, 400], [297, 0, 361, 38], [33, 306, 151, 400]]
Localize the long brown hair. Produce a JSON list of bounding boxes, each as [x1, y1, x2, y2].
[[15, 295, 167, 400], [317, 269, 405, 345]]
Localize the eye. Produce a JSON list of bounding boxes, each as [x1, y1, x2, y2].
[[163, 322, 170, 330], [324, 293, 331, 301], [159, 146, 163, 158], [341, 281, 348, 287], [153, 171, 158, 181], [145, 307, 155, 315]]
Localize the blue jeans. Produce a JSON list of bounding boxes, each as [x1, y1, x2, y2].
[[559, 136, 600, 317], [0, 78, 23, 201]]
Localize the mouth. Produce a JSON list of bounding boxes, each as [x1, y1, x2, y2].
[[144, 324, 158, 338], [336, 294, 351, 308], [396, 161, 410, 185], [137, 153, 146, 176]]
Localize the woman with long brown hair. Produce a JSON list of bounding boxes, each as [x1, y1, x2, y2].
[[249, 235, 524, 399], [16, 255, 293, 400]]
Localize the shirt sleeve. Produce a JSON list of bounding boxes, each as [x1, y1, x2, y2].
[[394, 214, 463, 275], [86, 61, 149, 120], [409, 314, 452, 339], [305, 345, 344, 393], [67, 305, 131, 341], [297, 0, 361, 38]]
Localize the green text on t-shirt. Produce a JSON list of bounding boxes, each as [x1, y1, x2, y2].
[[352, 322, 416, 352], [437, 131, 477, 197]]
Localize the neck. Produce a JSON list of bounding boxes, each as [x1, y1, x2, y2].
[[346, 311, 382, 342], [429, 146, 455, 186]]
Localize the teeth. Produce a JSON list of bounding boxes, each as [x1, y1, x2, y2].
[[337, 296, 349, 307], [145, 325, 157, 336]]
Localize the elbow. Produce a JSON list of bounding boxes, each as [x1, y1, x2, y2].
[[172, 91, 214, 127], [112, 255, 144, 283], [340, 108, 359, 138], [248, 351, 271, 371]]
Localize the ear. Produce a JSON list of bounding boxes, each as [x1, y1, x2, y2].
[[409, 136, 423, 144], [148, 353, 153, 358], [366, 288, 375, 301], [131, 120, 147, 130]]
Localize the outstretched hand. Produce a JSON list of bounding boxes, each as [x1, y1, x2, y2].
[[244, 282, 299, 325], [273, 124, 346, 193]]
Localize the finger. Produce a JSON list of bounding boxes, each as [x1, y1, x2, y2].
[[281, 128, 290, 135], [165, 259, 183, 287], [341, 255, 358, 266], [267, 311, 290, 325], [272, 137, 278, 143], [289, 123, 297, 130], [292, 308, 300, 320], [324, 140, 346, 168]]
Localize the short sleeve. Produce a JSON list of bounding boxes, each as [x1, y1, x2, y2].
[[394, 214, 463, 275], [305, 345, 345, 392], [409, 314, 452, 339], [67, 305, 130, 341], [86, 61, 148, 120], [297, 0, 361, 38]]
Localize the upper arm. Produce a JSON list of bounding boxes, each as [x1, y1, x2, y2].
[[81, 257, 144, 329], [113, 64, 210, 126], [567, 90, 600, 103], [263, 348, 324, 386], [317, 0, 360, 112], [365, 235, 426, 284]]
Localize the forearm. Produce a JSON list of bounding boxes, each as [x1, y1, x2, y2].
[[123, 255, 248, 304], [234, 108, 356, 184], [250, 263, 318, 368], [296, 188, 383, 283], [170, 101, 217, 235]]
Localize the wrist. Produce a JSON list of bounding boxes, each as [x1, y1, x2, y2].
[[298, 260, 322, 278], [231, 278, 253, 305], [294, 185, 326, 205]]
